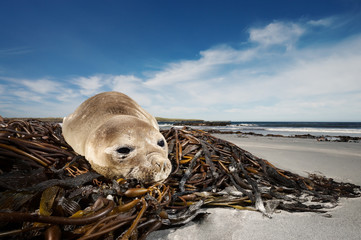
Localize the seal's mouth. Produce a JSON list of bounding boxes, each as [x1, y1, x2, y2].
[[130, 153, 171, 183], [147, 153, 171, 170], [126, 165, 170, 184]]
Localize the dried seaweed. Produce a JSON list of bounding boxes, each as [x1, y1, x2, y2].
[[0, 119, 360, 239]]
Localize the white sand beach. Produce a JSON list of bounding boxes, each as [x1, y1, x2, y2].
[[149, 134, 361, 240]]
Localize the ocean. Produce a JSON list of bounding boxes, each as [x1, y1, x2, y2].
[[159, 122, 361, 138]]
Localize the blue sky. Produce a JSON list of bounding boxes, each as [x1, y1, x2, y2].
[[1, 0, 361, 121]]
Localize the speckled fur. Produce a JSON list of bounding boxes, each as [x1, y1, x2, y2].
[[62, 91, 171, 183]]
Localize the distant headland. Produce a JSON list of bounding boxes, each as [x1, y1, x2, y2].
[[155, 117, 231, 126]]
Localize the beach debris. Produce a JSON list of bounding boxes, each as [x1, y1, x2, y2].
[[0, 118, 360, 239]]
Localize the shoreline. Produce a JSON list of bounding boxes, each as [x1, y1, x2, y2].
[[149, 134, 361, 240], [207, 129, 361, 142]]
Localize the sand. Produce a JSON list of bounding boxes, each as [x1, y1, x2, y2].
[[149, 134, 361, 240]]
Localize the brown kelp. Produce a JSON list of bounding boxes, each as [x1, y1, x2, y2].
[[0, 118, 360, 239]]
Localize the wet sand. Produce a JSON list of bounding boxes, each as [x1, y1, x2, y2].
[[149, 134, 361, 240]]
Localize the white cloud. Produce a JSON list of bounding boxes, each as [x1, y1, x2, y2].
[[248, 21, 305, 48], [71, 74, 152, 105], [112, 75, 143, 93], [73, 75, 106, 96], [111, 75, 155, 106], [307, 17, 334, 27], [12, 90, 43, 102], [145, 58, 213, 88], [21, 78, 61, 94], [145, 46, 257, 88]]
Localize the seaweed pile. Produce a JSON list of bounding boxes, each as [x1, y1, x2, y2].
[[0, 118, 360, 239]]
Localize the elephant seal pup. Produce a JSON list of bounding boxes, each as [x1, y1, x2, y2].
[[62, 91, 171, 183]]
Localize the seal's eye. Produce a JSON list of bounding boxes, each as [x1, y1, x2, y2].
[[157, 139, 165, 147], [116, 147, 132, 154]]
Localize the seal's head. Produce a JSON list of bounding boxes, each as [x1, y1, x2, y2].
[[84, 115, 171, 183]]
